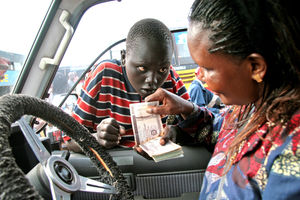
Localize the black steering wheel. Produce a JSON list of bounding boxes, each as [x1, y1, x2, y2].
[[0, 94, 133, 200]]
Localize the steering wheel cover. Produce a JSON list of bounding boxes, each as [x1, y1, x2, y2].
[[0, 94, 133, 199]]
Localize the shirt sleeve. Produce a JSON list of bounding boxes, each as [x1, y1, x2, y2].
[[176, 105, 225, 148], [188, 81, 206, 107], [72, 63, 104, 131]]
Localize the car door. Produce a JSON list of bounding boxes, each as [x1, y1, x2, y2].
[[3, 0, 212, 199]]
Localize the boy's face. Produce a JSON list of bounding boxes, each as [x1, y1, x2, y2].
[[125, 37, 172, 98]]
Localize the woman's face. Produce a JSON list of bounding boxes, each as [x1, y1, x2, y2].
[[187, 24, 260, 105], [125, 37, 172, 98]]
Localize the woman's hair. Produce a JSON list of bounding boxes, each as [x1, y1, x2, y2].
[[126, 18, 173, 55], [189, 0, 300, 172]]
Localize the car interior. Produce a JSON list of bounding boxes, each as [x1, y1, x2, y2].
[[1, 0, 212, 199]]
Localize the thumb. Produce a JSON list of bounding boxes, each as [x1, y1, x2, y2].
[[160, 137, 168, 145], [160, 126, 171, 145]]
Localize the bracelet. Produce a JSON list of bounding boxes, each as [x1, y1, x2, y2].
[[181, 102, 199, 119], [189, 102, 199, 116], [166, 115, 177, 125]]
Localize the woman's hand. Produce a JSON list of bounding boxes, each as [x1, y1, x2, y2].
[[145, 88, 194, 118], [134, 125, 179, 159], [160, 125, 178, 144], [94, 118, 125, 148]]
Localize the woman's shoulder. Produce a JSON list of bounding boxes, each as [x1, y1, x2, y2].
[[269, 109, 300, 155], [266, 109, 300, 180], [287, 109, 300, 136]]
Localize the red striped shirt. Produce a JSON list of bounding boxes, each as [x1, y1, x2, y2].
[[72, 59, 189, 147]]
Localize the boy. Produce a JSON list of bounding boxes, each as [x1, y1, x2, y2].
[[68, 18, 189, 151]]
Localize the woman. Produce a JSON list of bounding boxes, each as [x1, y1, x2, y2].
[[144, 0, 300, 199]]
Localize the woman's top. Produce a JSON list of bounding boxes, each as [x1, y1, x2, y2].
[[178, 106, 300, 199]]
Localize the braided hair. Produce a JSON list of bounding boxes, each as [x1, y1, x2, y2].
[[189, 0, 300, 173]]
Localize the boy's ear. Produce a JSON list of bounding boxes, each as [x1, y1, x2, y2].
[[121, 49, 126, 66], [247, 53, 267, 83]]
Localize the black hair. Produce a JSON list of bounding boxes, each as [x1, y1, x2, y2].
[[126, 18, 173, 55], [189, 0, 300, 88], [189, 0, 300, 173]]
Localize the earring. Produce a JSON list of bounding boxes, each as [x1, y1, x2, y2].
[[254, 74, 262, 83]]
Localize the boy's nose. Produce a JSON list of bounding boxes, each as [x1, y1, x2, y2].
[[145, 72, 158, 85]]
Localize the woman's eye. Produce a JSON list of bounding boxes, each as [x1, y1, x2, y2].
[[137, 66, 145, 72], [159, 67, 168, 73]]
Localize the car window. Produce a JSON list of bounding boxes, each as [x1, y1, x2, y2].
[[2, 2, 213, 199], [173, 31, 195, 65], [48, 0, 195, 110], [0, 0, 52, 96]]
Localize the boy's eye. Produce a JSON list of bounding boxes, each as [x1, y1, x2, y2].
[[159, 67, 168, 73], [137, 66, 145, 72]]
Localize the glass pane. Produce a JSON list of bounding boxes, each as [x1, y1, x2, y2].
[[50, 0, 195, 110], [0, 0, 52, 96], [173, 31, 194, 65]]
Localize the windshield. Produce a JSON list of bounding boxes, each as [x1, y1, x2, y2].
[[1, 0, 196, 108], [0, 0, 52, 96], [50, 0, 195, 109]]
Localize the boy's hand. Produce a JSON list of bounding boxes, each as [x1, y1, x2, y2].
[[94, 118, 125, 148]]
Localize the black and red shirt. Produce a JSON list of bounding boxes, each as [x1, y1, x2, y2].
[[72, 59, 189, 147]]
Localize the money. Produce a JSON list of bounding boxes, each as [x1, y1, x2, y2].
[[130, 101, 183, 162]]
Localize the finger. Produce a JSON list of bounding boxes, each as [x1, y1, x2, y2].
[[146, 105, 169, 115], [134, 146, 144, 154], [97, 138, 119, 149], [101, 118, 120, 128], [160, 137, 167, 145], [160, 114, 167, 118], [97, 121, 120, 136], [144, 88, 164, 102], [98, 130, 120, 141], [165, 125, 178, 143], [160, 127, 171, 145], [133, 146, 152, 160], [146, 108, 166, 119]]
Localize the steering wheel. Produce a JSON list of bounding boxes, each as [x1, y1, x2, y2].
[[0, 94, 133, 200]]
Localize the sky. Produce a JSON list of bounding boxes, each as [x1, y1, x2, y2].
[[0, 0, 194, 66], [0, 0, 51, 54]]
